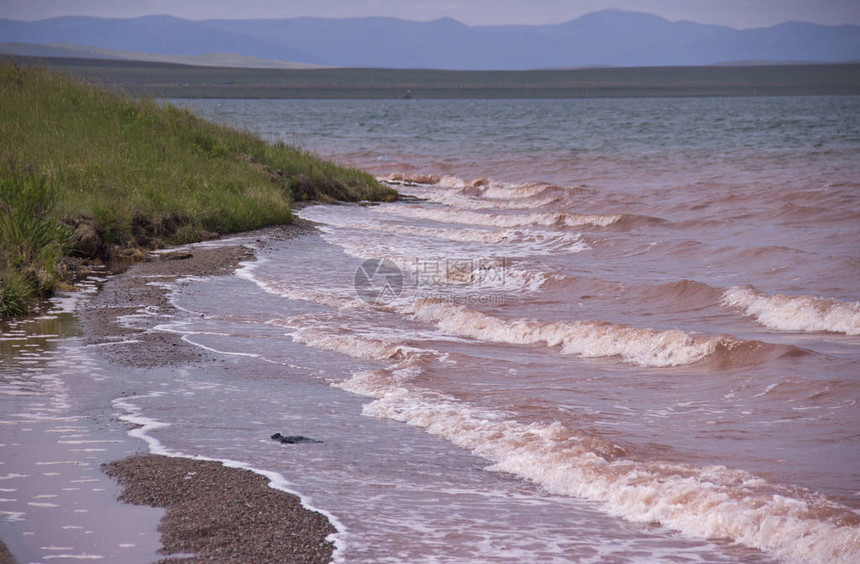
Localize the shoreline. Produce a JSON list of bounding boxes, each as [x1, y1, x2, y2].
[[84, 220, 338, 563], [18, 56, 860, 98]]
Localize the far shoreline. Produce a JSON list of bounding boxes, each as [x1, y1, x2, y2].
[[12, 56, 860, 99]]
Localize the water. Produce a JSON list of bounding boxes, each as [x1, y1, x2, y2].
[[4, 96, 859, 563], [0, 277, 164, 562]]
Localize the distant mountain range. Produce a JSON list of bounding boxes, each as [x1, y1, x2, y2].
[[0, 42, 324, 69], [1, 10, 859, 69]]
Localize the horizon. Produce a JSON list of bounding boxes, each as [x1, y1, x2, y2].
[[3, 1, 860, 29], [5, 8, 860, 31]]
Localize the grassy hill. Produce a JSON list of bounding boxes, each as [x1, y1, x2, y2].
[[0, 60, 396, 318]]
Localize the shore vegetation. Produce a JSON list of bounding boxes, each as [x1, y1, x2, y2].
[[0, 60, 396, 317]]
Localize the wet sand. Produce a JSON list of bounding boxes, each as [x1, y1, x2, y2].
[[83, 221, 336, 563], [79, 225, 303, 367], [0, 540, 16, 564], [103, 455, 335, 564]]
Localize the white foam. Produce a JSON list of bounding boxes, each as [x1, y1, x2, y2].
[[0, 510, 26, 522], [401, 176, 564, 210], [247, 214, 857, 559], [375, 205, 620, 229], [332, 357, 860, 564], [722, 287, 860, 335], [236, 257, 364, 310], [300, 206, 589, 259], [288, 323, 439, 369], [41, 556, 104, 560], [408, 299, 725, 367], [304, 206, 586, 252], [435, 175, 556, 200]]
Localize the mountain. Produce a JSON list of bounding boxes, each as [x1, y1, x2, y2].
[[1, 10, 858, 69], [0, 42, 324, 68]]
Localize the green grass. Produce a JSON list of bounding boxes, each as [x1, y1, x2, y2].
[[0, 60, 397, 317], [0, 172, 73, 316]]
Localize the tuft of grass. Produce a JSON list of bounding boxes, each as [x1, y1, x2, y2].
[[0, 172, 74, 315], [0, 269, 36, 318], [0, 60, 397, 317]]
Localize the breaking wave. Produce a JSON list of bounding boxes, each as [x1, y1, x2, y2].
[[287, 323, 860, 564], [301, 206, 589, 255], [375, 205, 623, 229], [408, 298, 746, 368], [722, 287, 860, 335]]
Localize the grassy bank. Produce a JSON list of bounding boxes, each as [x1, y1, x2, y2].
[[0, 60, 396, 318]]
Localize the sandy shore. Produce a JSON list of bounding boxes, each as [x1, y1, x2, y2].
[[82, 221, 336, 563]]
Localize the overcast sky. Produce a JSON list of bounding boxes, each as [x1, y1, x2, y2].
[[3, 0, 859, 28]]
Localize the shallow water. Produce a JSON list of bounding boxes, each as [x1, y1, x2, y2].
[[0, 279, 163, 563]]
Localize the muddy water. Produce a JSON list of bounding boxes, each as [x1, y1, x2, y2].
[[169, 96, 859, 563]]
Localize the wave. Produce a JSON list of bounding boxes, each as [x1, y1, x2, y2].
[[383, 173, 574, 210], [408, 299, 755, 368], [375, 205, 623, 230], [288, 324, 426, 363], [540, 277, 726, 312], [357, 377, 860, 564], [300, 205, 589, 255], [290, 326, 860, 564], [642, 279, 724, 305], [722, 287, 860, 335], [383, 173, 561, 199], [437, 175, 566, 200], [418, 187, 562, 211], [268, 279, 801, 370], [236, 259, 365, 310], [381, 172, 443, 186]]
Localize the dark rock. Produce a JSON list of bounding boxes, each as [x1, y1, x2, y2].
[[271, 433, 323, 444]]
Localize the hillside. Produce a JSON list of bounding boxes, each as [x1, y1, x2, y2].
[[1, 10, 859, 69], [0, 61, 395, 317]]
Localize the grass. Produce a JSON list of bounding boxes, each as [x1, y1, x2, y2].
[[0, 60, 397, 318], [0, 173, 73, 316]]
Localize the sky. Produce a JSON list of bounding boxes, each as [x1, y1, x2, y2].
[[2, 0, 859, 29]]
